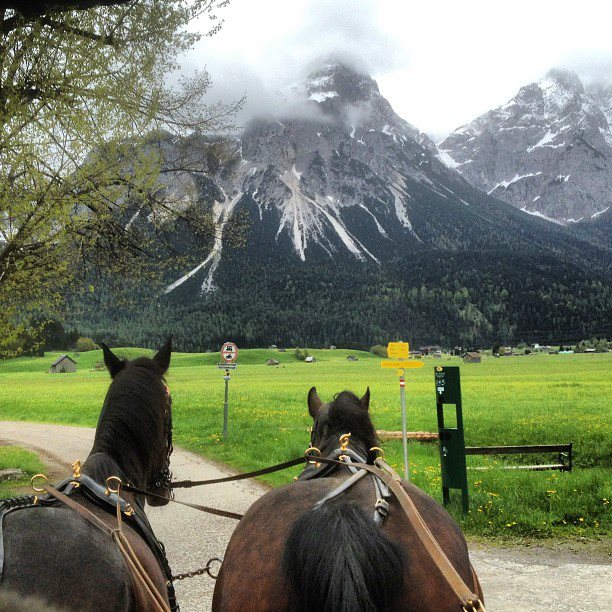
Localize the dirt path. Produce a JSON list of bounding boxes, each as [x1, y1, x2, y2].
[[1, 421, 610, 611]]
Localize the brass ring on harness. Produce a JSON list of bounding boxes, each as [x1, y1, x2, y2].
[[305, 447, 321, 463], [105, 475, 123, 496], [370, 446, 385, 459], [30, 473, 48, 493]]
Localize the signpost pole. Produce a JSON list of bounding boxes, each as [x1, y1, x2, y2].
[[219, 341, 238, 440], [382, 342, 423, 481], [223, 371, 230, 439], [399, 371, 410, 480]]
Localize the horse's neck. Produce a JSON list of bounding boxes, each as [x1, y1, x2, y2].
[[82, 450, 142, 489]]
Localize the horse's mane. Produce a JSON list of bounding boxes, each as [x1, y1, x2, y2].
[[87, 357, 167, 486], [327, 391, 378, 453]]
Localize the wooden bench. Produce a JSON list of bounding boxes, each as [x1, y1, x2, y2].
[[465, 443, 572, 471]]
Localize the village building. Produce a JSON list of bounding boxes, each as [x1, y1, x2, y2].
[[419, 345, 442, 355], [462, 352, 481, 364], [49, 355, 77, 373]]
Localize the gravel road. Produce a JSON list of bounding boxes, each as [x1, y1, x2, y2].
[[1, 421, 609, 611]]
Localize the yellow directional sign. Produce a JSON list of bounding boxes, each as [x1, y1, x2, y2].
[[381, 360, 424, 369], [387, 341, 409, 359]]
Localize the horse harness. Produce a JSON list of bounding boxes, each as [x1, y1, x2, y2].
[[299, 434, 487, 612], [0, 470, 178, 612], [0, 388, 178, 611], [299, 434, 392, 527]]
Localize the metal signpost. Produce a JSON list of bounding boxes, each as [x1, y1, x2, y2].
[[434, 366, 469, 512], [218, 342, 238, 439], [381, 342, 423, 480]]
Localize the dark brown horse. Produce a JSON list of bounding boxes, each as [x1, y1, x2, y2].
[[213, 387, 484, 612], [0, 340, 176, 611]]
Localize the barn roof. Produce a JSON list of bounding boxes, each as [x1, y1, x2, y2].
[[50, 354, 76, 366]]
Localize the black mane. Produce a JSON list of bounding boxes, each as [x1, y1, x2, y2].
[[85, 357, 168, 488]]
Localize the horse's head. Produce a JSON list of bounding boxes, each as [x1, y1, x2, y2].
[[307, 386, 378, 460], [99, 337, 174, 507]]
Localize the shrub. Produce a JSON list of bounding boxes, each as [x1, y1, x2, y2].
[[370, 344, 388, 358], [75, 337, 98, 352], [294, 347, 310, 361]]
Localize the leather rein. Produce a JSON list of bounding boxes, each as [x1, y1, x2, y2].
[[121, 441, 486, 611]]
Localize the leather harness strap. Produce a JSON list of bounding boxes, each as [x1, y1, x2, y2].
[[316, 457, 485, 611], [40, 483, 171, 612], [124, 450, 484, 610]]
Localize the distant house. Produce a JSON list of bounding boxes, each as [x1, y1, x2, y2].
[[347, 355, 358, 361], [49, 355, 77, 373], [419, 345, 442, 355], [305, 356, 316, 363], [584, 348, 596, 353], [463, 352, 481, 364]]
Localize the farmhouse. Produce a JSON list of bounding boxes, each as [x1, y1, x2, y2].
[[419, 345, 442, 355], [463, 352, 481, 364], [49, 355, 77, 373]]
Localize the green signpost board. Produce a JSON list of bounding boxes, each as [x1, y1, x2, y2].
[[434, 366, 469, 512]]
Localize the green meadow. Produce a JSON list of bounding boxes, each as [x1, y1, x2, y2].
[[0, 445, 45, 499], [0, 348, 610, 540]]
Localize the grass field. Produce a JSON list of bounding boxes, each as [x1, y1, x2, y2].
[[0, 348, 610, 539], [0, 445, 45, 499]]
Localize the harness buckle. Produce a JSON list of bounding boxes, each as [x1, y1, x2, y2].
[[375, 498, 390, 517]]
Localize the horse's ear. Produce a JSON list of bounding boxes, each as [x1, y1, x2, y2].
[[361, 387, 370, 410], [153, 336, 172, 374], [101, 343, 125, 379], [308, 386, 323, 419]]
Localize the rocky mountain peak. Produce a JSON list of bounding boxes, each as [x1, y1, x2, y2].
[[304, 61, 380, 104], [439, 68, 612, 223], [543, 68, 584, 93]]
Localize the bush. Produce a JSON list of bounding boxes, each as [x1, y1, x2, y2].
[[294, 347, 310, 361], [75, 337, 98, 352], [370, 345, 388, 358]]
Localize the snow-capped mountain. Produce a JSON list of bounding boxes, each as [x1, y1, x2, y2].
[[160, 62, 496, 293], [438, 69, 612, 223], [76, 62, 612, 350], [162, 62, 596, 295]]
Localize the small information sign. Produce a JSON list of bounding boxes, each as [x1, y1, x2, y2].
[[387, 341, 409, 359], [217, 363, 237, 370], [381, 360, 424, 369]]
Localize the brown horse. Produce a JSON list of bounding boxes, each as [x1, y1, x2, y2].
[[0, 340, 176, 611], [213, 387, 484, 612]]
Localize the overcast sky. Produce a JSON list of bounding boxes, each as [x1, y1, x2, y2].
[[184, 0, 612, 140]]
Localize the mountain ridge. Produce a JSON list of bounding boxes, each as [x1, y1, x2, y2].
[[439, 68, 612, 223]]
